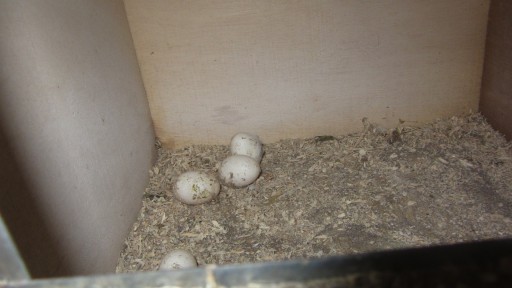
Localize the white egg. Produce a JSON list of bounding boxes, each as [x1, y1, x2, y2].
[[174, 171, 220, 205], [230, 132, 263, 162], [219, 155, 261, 188], [159, 249, 197, 271]]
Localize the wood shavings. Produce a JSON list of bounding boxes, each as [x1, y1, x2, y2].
[[116, 114, 512, 273]]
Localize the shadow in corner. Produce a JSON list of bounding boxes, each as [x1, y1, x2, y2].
[[0, 126, 71, 278]]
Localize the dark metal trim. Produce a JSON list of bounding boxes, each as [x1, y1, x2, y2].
[[4, 238, 512, 287]]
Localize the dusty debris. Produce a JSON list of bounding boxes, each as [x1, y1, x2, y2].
[[116, 113, 512, 273]]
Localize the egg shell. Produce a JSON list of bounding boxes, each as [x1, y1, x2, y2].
[[230, 132, 263, 162], [219, 155, 261, 187], [159, 249, 197, 271], [174, 171, 220, 205]]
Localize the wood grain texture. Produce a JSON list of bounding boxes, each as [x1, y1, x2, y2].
[[0, 0, 155, 277], [480, 0, 512, 141], [124, 0, 490, 148]]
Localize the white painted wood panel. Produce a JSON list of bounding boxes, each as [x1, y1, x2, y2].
[[124, 0, 489, 148]]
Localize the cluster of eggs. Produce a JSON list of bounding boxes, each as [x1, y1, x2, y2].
[[160, 133, 263, 271], [173, 132, 263, 205], [219, 133, 263, 188]]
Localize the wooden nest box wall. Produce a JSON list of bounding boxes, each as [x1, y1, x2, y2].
[[0, 0, 510, 280]]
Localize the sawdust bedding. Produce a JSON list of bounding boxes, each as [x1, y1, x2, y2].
[[116, 113, 512, 273]]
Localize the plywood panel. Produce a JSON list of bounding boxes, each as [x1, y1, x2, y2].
[[0, 0, 154, 277], [124, 0, 489, 148], [480, 0, 512, 141]]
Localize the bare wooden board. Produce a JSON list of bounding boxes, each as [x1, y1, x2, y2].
[[480, 0, 512, 141], [0, 0, 155, 277], [124, 0, 490, 148]]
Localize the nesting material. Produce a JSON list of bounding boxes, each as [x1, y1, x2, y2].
[[116, 114, 512, 273]]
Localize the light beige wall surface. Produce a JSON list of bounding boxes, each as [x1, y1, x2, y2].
[[0, 0, 154, 277], [124, 0, 489, 148], [480, 0, 512, 141]]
